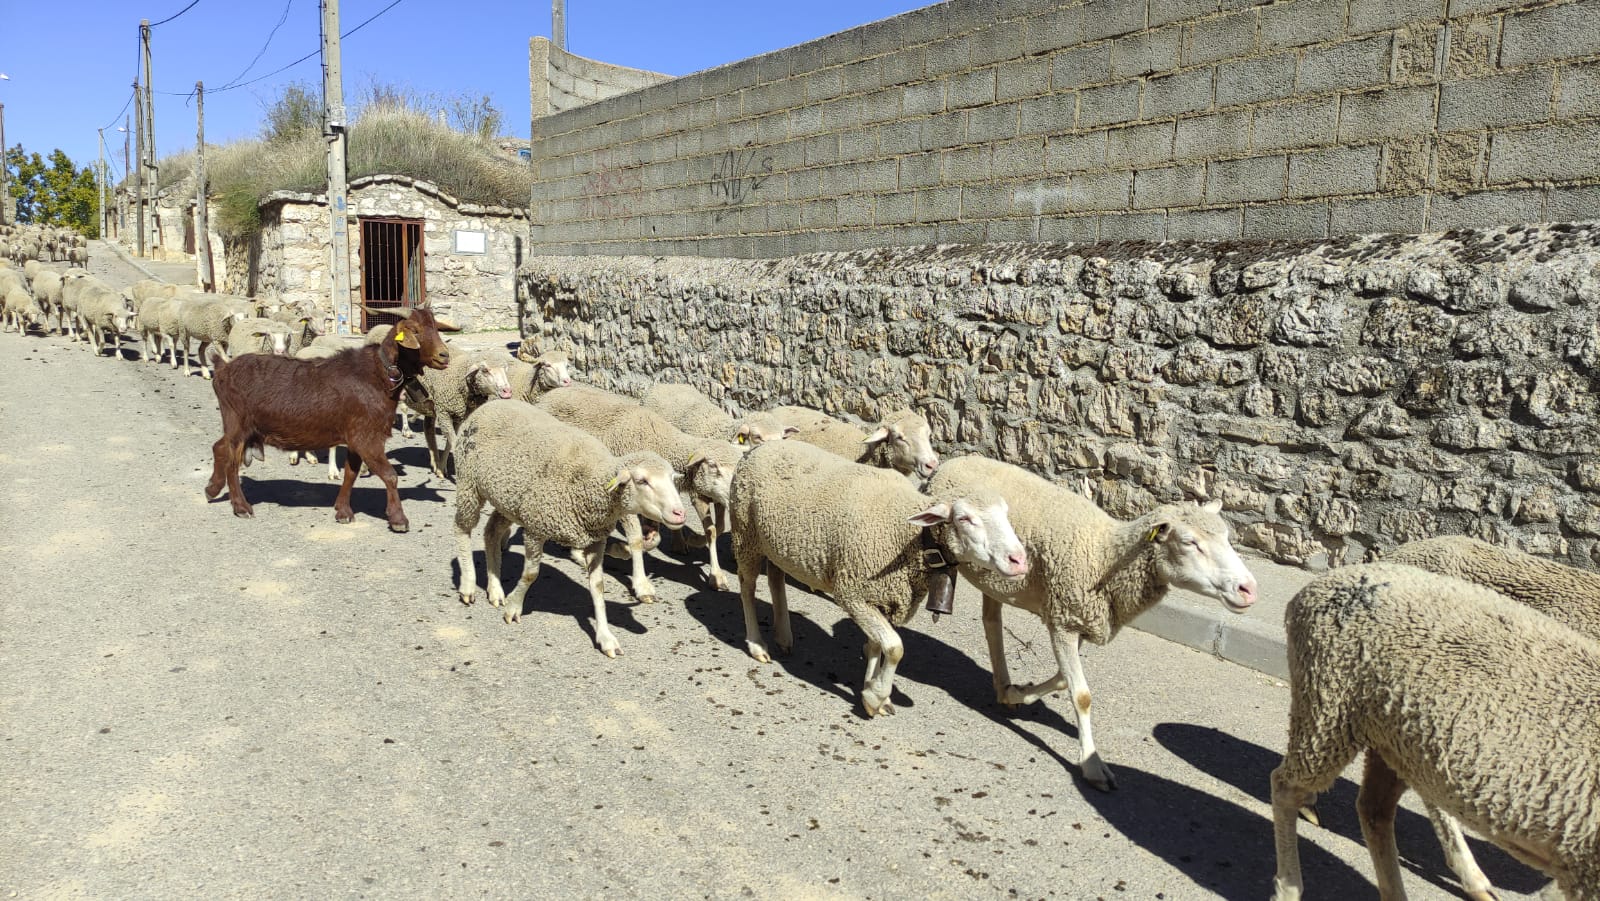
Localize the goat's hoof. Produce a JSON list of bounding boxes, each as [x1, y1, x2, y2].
[[232, 507, 254, 519], [388, 521, 410, 534], [204, 483, 223, 500], [335, 511, 354, 524]]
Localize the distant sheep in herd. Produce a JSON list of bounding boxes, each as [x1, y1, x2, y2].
[[8, 229, 1594, 901]]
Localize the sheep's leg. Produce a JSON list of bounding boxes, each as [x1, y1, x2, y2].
[[326, 447, 342, 481], [621, 515, 657, 603], [854, 606, 904, 717], [198, 340, 215, 379], [1427, 804, 1499, 901], [737, 549, 772, 664], [481, 511, 514, 616], [170, 333, 184, 370], [398, 408, 415, 439], [334, 450, 361, 524], [454, 491, 483, 605], [981, 596, 1012, 705], [767, 562, 792, 654], [438, 418, 459, 479], [423, 415, 444, 478], [703, 501, 728, 591], [576, 540, 621, 657], [1358, 749, 1410, 901], [1271, 764, 1315, 901]]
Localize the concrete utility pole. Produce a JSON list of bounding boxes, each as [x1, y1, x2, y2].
[[553, 0, 566, 50], [0, 101, 8, 227], [133, 81, 145, 257], [141, 19, 160, 253], [98, 128, 108, 239], [120, 117, 130, 239], [322, 0, 354, 334], [194, 81, 213, 292]]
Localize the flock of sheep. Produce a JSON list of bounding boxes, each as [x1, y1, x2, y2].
[[3, 229, 1596, 900]]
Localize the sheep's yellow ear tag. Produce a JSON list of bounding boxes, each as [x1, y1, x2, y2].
[[1145, 526, 1162, 543], [736, 434, 747, 445], [606, 474, 623, 491], [688, 451, 704, 466]]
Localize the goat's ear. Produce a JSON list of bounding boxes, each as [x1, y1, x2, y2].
[[433, 315, 461, 333], [392, 324, 422, 349], [907, 503, 952, 527], [863, 426, 890, 445]]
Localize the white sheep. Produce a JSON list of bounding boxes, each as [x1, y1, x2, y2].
[[1271, 562, 1600, 901], [451, 401, 686, 656], [538, 384, 746, 596], [74, 282, 138, 358], [411, 350, 515, 478], [509, 349, 574, 403], [1, 285, 43, 334], [729, 440, 1030, 717], [1342, 535, 1600, 901], [267, 299, 324, 352], [223, 316, 294, 359], [178, 295, 255, 378], [642, 382, 795, 447], [928, 455, 1258, 791], [27, 269, 64, 334], [779, 406, 941, 479], [55, 270, 95, 341]]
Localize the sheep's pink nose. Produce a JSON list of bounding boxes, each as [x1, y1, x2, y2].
[[1236, 579, 1258, 607], [560, 377, 572, 386], [666, 508, 686, 525], [920, 457, 940, 477], [1006, 551, 1029, 577], [498, 387, 513, 399]]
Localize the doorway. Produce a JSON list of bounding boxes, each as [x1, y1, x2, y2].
[[359, 218, 425, 330]]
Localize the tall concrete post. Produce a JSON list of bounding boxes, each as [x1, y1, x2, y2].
[[98, 128, 108, 239], [322, 0, 354, 334], [553, 0, 566, 50], [133, 81, 145, 257], [141, 19, 160, 252], [195, 81, 214, 292], [0, 101, 8, 227]]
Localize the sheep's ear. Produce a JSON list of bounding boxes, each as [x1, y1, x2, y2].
[[1145, 522, 1173, 543], [908, 503, 952, 527], [863, 426, 891, 445], [734, 426, 749, 444], [468, 361, 489, 375], [1200, 499, 1223, 514], [606, 469, 628, 492], [783, 426, 800, 437]]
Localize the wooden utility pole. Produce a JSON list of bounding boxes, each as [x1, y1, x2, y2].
[[98, 128, 108, 239], [322, 0, 354, 334], [553, 0, 566, 50], [133, 81, 145, 257], [194, 81, 213, 291], [140, 19, 160, 253]]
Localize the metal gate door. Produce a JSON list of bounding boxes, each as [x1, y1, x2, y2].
[[359, 218, 425, 330]]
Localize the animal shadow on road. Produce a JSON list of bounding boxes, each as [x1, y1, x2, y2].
[[447, 540, 650, 649], [1153, 722, 1548, 897], [680, 581, 1088, 772], [219, 471, 447, 521], [1076, 762, 1378, 898]]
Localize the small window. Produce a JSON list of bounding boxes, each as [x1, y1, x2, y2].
[[517, 148, 531, 160]]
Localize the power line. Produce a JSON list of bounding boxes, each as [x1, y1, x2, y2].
[[99, 88, 136, 132], [148, 0, 202, 27], [216, 0, 295, 91]]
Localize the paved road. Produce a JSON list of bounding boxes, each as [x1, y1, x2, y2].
[[0, 249, 1547, 900]]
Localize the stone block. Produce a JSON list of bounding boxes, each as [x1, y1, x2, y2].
[[1559, 63, 1600, 119], [1025, 5, 1086, 57], [898, 151, 942, 189], [1038, 215, 1101, 242], [1143, 68, 1216, 120], [838, 128, 877, 162], [1113, 26, 1184, 79], [1242, 202, 1331, 238], [1260, 0, 1347, 50], [1207, 154, 1287, 204], [920, 111, 969, 151], [1331, 195, 1428, 234], [1183, 10, 1259, 66], [881, 45, 930, 86], [1487, 122, 1600, 184], [1298, 36, 1391, 95], [999, 56, 1052, 101], [986, 217, 1043, 241], [927, 33, 976, 78], [1426, 188, 1546, 231], [1133, 164, 1208, 209], [1288, 146, 1382, 198], [880, 120, 922, 156], [1010, 178, 1075, 215], [1501, 1, 1600, 68], [916, 187, 963, 222], [942, 145, 994, 184], [1080, 81, 1142, 127], [1019, 93, 1080, 136], [1167, 206, 1244, 238], [1108, 121, 1178, 168], [1251, 97, 1339, 153], [1052, 43, 1113, 90], [948, 68, 1000, 109], [1152, 0, 1222, 27], [971, 22, 1025, 67], [1349, 0, 1445, 34], [1337, 87, 1437, 143], [1217, 52, 1298, 107], [1079, 0, 1148, 42], [1439, 70, 1555, 132], [969, 102, 1022, 143], [1546, 185, 1600, 222], [821, 97, 865, 132], [993, 138, 1048, 178], [1099, 212, 1168, 240], [1175, 109, 1252, 159], [1046, 130, 1110, 171], [1069, 170, 1134, 210]]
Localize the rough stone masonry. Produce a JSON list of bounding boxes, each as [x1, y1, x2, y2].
[[519, 222, 1600, 570]]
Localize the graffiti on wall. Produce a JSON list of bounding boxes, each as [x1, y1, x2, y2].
[[711, 143, 773, 221], [582, 168, 641, 219]]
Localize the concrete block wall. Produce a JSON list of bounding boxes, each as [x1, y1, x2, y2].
[[529, 37, 673, 118], [528, 0, 1600, 257]]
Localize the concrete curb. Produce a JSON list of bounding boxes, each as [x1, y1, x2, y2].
[[96, 239, 162, 282]]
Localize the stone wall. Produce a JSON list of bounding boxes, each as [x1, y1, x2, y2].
[[250, 175, 525, 332], [528, 0, 1600, 258], [518, 221, 1600, 569]]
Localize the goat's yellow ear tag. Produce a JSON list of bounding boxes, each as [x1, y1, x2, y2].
[[1145, 526, 1162, 543], [394, 328, 407, 342]]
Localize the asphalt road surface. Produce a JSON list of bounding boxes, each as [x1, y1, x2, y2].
[[0, 251, 1548, 900]]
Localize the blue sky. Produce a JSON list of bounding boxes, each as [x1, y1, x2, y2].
[[2, 0, 930, 177]]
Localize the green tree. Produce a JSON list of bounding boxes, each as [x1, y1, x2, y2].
[[5, 145, 100, 237]]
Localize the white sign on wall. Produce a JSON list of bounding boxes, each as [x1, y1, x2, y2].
[[453, 229, 487, 254]]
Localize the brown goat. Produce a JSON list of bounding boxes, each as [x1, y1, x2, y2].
[[204, 306, 455, 531]]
